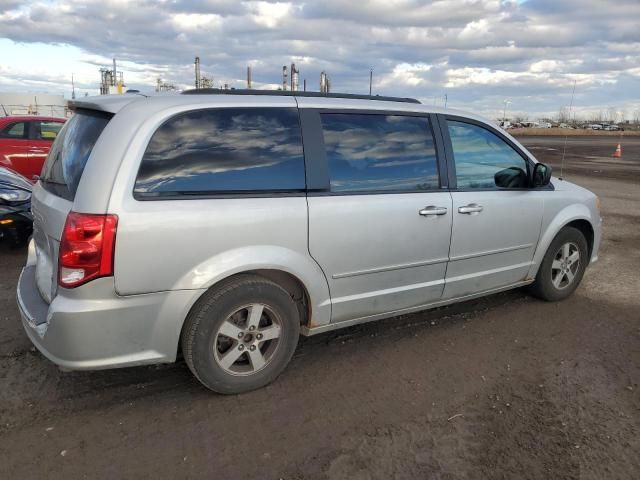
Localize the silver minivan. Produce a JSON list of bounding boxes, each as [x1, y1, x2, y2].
[[17, 90, 602, 393]]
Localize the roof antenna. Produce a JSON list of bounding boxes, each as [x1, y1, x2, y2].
[[559, 80, 577, 180]]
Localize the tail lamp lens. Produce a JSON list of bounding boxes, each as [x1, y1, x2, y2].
[[58, 212, 118, 288]]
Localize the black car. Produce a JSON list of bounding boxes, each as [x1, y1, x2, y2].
[[0, 167, 33, 247]]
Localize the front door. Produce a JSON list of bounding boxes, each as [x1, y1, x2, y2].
[[441, 117, 545, 299], [305, 110, 452, 323]]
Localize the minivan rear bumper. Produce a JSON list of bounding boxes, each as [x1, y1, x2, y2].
[[17, 263, 199, 370]]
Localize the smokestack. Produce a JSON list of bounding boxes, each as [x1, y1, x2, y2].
[[247, 66, 252, 89], [303, 79, 306, 92], [320, 71, 330, 94], [282, 65, 288, 91], [290, 63, 299, 92], [113, 58, 116, 78], [195, 56, 201, 89]]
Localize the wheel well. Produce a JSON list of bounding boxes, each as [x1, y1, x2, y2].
[[252, 269, 310, 325], [194, 269, 311, 327], [566, 219, 594, 259], [177, 269, 311, 358]]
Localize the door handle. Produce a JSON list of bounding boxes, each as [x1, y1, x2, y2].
[[419, 206, 448, 216], [458, 204, 483, 214]]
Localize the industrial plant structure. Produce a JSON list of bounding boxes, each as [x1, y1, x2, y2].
[[99, 58, 125, 95]]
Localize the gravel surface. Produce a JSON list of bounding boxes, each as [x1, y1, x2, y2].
[[0, 137, 638, 479]]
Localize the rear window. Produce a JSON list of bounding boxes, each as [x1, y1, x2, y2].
[[134, 107, 305, 197], [41, 110, 112, 200]]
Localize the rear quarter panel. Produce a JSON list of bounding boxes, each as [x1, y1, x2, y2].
[[112, 196, 332, 326]]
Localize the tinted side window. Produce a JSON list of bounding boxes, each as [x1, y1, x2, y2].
[[448, 121, 529, 189], [321, 114, 439, 193], [135, 108, 305, 196], [1, 122, 27, 139]]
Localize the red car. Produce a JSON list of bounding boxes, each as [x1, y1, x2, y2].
[[0, 115, 66, 181]]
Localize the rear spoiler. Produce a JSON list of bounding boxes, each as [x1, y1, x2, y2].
[[68, 92, 147, 114]]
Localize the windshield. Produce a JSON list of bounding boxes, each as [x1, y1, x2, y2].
[[40, 109, 112, 200]]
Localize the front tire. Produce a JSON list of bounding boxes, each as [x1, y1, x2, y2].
[[529, 226, 589, 301], [182, 274, 300, 394]]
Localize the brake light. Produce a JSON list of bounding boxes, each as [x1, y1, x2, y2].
[[58, 212, 118, 288]]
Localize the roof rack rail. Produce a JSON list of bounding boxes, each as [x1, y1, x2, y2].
[[181, 88, 421, 104]]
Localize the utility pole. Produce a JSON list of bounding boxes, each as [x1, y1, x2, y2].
[[369, 69, 373, 96], [444, 93, 448, 108], [71, 73, 76, 100], [502, 99, 511, 122], [195, 57, 201, 88]]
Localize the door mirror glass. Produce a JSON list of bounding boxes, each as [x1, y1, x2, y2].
[[532, 162, 552, 187], [494, 166, 528, 189]]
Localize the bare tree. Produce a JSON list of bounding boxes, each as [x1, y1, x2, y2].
[[558, 106, 570, 123]]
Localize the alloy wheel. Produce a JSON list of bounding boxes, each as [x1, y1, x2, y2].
[[551, 242, 581, 290], [213, 303, 282, 376]]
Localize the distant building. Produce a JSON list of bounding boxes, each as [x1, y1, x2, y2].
[[0, 92, 69, 118]]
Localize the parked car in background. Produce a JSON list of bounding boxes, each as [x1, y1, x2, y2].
[[17, 91, 601, 394], [603, 124, 623, 131], [0, 116, 66, 181], [584, 124, 603, 130], [0, 166, 32, 247]]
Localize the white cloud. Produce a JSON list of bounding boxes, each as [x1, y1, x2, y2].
[[0, 0, 637, 118], [171, 13, 222, 31], [249, 1, 293, 28]]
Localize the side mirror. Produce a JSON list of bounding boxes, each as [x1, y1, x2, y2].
[[532, 163, 552, 187], [494, 166, 528, 188]]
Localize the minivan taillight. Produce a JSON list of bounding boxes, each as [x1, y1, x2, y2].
[[58, 212, 118, 288]]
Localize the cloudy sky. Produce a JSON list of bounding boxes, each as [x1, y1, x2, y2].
[[0, 0, 638, 120]]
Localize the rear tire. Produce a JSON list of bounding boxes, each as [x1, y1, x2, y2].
[[181, 274, 300, 394], [529, 226, 588, 301]]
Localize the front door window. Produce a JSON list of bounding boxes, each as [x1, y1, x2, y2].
[[448, 121, 529, 189]]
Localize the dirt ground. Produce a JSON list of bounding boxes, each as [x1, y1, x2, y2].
[[0, 136, 638, 479]]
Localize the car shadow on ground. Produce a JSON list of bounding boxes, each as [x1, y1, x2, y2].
[[1, 286, 532, 426]]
